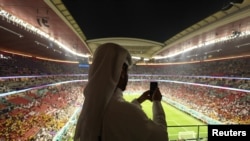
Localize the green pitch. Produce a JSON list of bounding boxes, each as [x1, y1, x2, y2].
[[124, 94, 208, 141]]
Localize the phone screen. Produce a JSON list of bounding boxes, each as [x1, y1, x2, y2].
[[150, 82, 158, 96]]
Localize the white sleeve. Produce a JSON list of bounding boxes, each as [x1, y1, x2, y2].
[[131, 99, 167, 130], [153, 101, 167, 130], [130, 99, 168, 141], [103, 98, 169, 141], [131, 98, 142, 108]]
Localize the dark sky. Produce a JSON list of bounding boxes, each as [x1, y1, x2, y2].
[[62, 0, 229, 43]]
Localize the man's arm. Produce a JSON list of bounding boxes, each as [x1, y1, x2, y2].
[[153, 101, 167, 130]]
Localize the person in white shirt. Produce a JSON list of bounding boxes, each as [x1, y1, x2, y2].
[[74, 42, 168, 141]]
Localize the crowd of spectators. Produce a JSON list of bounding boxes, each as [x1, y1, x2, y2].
[[1, 52, 249, 77], [0, 52, 249, 140], [130, 57, 250, 77], [126, 82, 250, 124], [0, 52, 88, 76], [0, 82, 85, 140]]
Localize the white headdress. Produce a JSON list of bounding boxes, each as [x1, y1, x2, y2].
[[74, 43, 132, 141]]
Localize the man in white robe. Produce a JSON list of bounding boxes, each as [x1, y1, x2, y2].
[[74, 42, 168, 141]]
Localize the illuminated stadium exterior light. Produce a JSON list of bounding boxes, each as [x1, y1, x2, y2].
[[0, 25, 23, 38], [153, 30, 250, 60], [0, 9, 90, 58]]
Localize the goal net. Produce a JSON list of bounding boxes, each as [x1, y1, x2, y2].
[[178, 131, 196, 140]]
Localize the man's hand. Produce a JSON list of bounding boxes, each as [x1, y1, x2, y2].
[[137, 90, 151, 104], [137, 88, 162, 104], [152, 88, 162, 101]]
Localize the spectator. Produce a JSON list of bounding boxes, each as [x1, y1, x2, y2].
[[74, 43, 168, 141]]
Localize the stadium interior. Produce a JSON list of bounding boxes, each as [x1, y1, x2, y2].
[[0, 0, 250, 140]]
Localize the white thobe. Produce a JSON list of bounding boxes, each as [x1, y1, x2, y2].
[[101, 88, 168, 141]]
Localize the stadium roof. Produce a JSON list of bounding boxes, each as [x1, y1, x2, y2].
[[0, 0, 250, 64]]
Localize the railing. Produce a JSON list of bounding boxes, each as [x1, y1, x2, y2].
[[167, 125, 208, 141]]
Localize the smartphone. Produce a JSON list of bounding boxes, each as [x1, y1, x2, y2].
[[149, 81, 158, 96]]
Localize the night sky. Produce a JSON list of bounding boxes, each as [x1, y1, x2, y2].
[[62, 0, 230, 43]]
